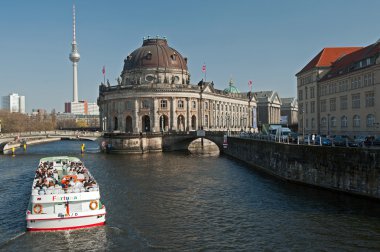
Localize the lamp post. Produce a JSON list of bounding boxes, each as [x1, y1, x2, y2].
[[247, 91, 252, 132], [198, 79, 204, 147], [0, 119, 2, 133], [327, 113, 330, 137], [227, 113, 230, 135], [302, 108, 305, 138]]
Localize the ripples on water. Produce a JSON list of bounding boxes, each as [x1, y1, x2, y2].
[[1, 140, 380, 251]]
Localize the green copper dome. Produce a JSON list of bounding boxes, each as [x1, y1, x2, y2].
[[223, 79, 240, 93]]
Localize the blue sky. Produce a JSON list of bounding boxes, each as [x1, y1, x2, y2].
[[0, 0, 379, 113]]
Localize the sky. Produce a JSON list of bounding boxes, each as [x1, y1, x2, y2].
[[0, 0, 379, 113]]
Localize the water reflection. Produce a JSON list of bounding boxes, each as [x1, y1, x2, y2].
[[1, 140, 380, 251]]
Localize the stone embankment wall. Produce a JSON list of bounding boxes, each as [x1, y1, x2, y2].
[[103, 135, 162, 154], [2, 137, 61, 153], [223, 137, 380, 199]]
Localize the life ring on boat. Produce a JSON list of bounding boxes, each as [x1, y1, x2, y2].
[[61, 175, 77, 185], [89, 200, 98, 210], [33, 204, 43, 214]]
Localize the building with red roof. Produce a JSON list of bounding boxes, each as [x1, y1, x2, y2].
[[296, 40, 380, 137]]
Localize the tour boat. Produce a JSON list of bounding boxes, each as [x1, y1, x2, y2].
[[26, 156, 106, 231]]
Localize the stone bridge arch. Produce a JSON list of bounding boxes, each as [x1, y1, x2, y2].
[[162, 132, 225, 152]]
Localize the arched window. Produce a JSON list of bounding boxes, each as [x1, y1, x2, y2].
[[125, 116, 133, 133], [331, 117, 336, 127], [353, 115, 360, 128], [177, 115, 185, 131], [367, 114, 375, 127], [114, 116, 118, 131], [341, 116, 348, 128], [321, 117, 326, 128], [191, 115, 196, 130]]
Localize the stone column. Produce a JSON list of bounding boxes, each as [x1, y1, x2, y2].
[[170, 97, 175, 131], [186, 98, 190, 131], [153, 98, 159, 132], [134, 98, 139, 133]]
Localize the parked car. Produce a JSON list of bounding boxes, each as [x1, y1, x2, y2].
[[364, 136, 375, 146], [354, 135, 367, 147], [314, 136, 332, 146], [333, 135, 347, 146], [288, 132, 299, 143], [347, 136, 359, 147], [372, 136, 380, 146]]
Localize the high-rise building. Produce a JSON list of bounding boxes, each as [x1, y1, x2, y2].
[[2, 93, 26, 113], [64, 101, 99, 115]]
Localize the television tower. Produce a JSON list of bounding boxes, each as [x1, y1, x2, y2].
[[69, 4, 80, 102]]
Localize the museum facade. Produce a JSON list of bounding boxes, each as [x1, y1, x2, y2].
[[98, 37, 256, 134]]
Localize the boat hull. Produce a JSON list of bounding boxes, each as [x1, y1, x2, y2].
[[26, 211, 106, 232]]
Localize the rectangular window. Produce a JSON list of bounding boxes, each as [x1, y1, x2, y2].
[[125, 100, 132, 110], [310, 101, 315, 113], [329, 98, 336, 112], [160, 99, 168, 109], [310, 87, 315, 98], [177, 100, 184, 109], [141, 100, 149, 109], [192, 101, 196, 109], [352, 93, 360, 109], [298, 90, 303, 101], [364, 74, 369, 86], [340, 96, 347, 110], [320, 100, 326, 112], [365, 91, 375, 107], [305, 87, 308, 99]]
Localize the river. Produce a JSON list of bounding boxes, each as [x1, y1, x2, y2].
[[1, 140, 380, 251]]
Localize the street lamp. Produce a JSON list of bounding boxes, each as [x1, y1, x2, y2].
[[198, 79, 204, 130], [227, 113, 230, 135], [327, 113, 330, 136], [302, 108, 305, 138], [247, 91, 252, 132]]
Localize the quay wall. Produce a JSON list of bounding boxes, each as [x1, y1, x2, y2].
[[223, 137, 380, 199], [2, 137, 61, 153]]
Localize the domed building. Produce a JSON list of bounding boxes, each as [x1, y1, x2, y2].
[[98, 37, 257, 136]]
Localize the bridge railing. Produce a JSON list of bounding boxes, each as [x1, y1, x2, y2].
[[0, 130, 101, 139]]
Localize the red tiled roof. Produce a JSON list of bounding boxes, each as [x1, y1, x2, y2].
[[297, 47, 362, 75], [320, 42, 380, 81]]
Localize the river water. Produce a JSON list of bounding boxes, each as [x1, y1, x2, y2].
[[1, 140, 380, 251]]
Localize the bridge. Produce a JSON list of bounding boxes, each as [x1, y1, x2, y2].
[[0, 129, 230, 154], [0, 130, 101, 154]]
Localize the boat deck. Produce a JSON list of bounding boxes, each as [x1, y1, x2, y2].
[[32, 156, 99, 195]]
